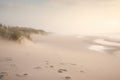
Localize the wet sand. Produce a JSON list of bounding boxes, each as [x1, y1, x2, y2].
[[0, 34, 120, 80]]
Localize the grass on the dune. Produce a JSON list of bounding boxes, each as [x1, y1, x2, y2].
[[0, 24, 47, 41]]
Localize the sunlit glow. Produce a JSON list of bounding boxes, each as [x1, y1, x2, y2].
[[0, 0, 120, 34]]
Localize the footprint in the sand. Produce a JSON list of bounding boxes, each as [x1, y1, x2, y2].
[[34, 66, 42, 69], [58, 69, 67, 73], [64, 76, 72, 80], [16, 73, 28, 77], [61, 76, 72, 80], [49, 65, 54, 68], [0, 75, 4, 80], [0, 72, 8, 80], [80, 70, 85, 73]]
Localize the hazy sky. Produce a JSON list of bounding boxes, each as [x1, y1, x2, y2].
[[0, 0, 120, 34]]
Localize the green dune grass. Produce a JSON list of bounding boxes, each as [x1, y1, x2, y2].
[[0, 24, 47, 41]]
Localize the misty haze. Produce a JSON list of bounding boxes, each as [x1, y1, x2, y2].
[[0, 0, 120, 80]]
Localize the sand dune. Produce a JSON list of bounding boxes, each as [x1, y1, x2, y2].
[[0, 34, 120, 80]]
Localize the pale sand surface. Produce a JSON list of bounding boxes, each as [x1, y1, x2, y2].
[[0, 35, 120, 80]]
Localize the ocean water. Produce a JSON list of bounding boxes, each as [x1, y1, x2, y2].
[[33, 34, 120, 54]]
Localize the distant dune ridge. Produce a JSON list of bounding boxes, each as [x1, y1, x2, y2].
[[0, 23, 48, 42]]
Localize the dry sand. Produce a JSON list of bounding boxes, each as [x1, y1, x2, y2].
[[0, 34, 120, 80]]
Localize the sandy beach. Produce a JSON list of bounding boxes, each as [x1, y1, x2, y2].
[[0, 34, 120, 80]]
